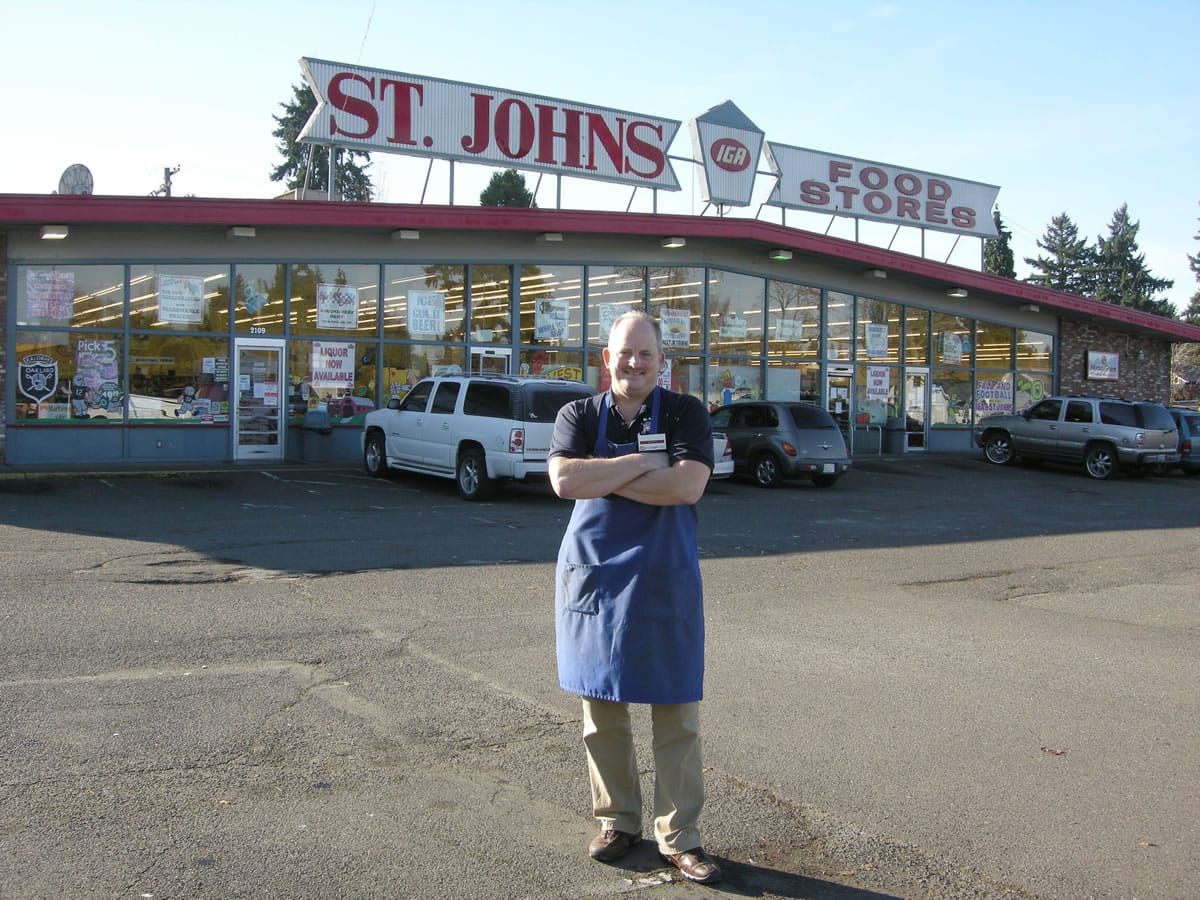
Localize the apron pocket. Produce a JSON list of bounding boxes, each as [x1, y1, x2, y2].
[[561, 561, 603, 615]]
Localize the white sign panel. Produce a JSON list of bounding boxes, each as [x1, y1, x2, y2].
[[299, 57, 681, 190], [534, 299, 569, 340], [407, 290, 445, 335], [597, 304, 625, 341], [659, 308, 691, 347], [774, 317, 803, 342], [764, 143, 1000, 238], [157, 274, 205, 324], [865, 323, 889, 358], [866, 366, 890, 402], [689, 101, 763, 208], [311, 342, 356, 391], [316, 283, 359, 330], [25, 270, 74, 321]]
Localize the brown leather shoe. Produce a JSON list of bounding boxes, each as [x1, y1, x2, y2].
[[661, 847, 722, 884], [588, 828, 640, 862]]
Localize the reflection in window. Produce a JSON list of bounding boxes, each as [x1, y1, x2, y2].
[[826, 291, 852, 361], [380, 343, 467, 401], [383, 264, 465, 340], [288, 263, 380, 338], [234, 264, 287, 335], [905, 308, 930, 365], [128, 335, 229, 422], [931, 367, 973, 426], [129, 265, 230, 333], [13, 330, 123, 423], [976, 320, 1014, 370], [855, 296, 900, 362], [1017, 330, 1054, 371], [707, 270, 764, 357], [519, 264, 582, 346], [470, 263, 512, 344], [1016, 372, 1052, 410], [16, 265, 125, 329], [588, 265, 646, 346], [766, 282, 820, 359], [665, 355, 704, 404], [765, 360, 819, 402], [649, 266, 704, 352], [706, 357, 762, 406]]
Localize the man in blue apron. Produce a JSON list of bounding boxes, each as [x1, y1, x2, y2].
[[548, 311, 719, 884]]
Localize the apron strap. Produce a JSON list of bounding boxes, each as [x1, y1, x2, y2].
[[594, 388, 661, 457]]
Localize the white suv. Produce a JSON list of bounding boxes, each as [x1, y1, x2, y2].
[[362, 374, 595, 500]]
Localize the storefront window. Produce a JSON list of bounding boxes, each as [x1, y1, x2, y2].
[[764, 360, 819, 402], [379, 343, 467, 401], [933, 312, 973, 367], [856, 363, 896, 425], [12, 331, 123, 423], [587, 266, 645, 346], [931, 367, 973, 426], [666, 355, 704, 404], [520, 349, 584, 381], [16, 265, 125, 330], [382, 264, 466, 341], [127, 335, 229, 422], [1017, 329, 1054, 371], [234, 264, 287, 335], [129, 265, 230, 332], [976, 372, 1014, 417], [855, 297, 900, 362], [976, 319, 1014, 371], [705, 356, 762, 407], [707, 269, 764, 356], [649, 266, 704, 352], [905, 307, 930, 365], [1015, 372, 1053, 410], [519, 264, 583, 347], [826, 291, 852, 361], [289, 339, 386, 424], [766, 282, 820, 359], [469, 263, 513, 345], [289, 263, 379, 339]]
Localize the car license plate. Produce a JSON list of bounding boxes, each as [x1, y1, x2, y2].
[[822, 463, 835, 473], [1145, 454, 1172, 463]]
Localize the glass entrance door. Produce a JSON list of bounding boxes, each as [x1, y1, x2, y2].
[[234, 339, 286, 461], [904, 367, 929, 451], [826, 370, 853, 451]]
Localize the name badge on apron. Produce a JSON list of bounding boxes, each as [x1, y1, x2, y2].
[[637, 432, 667, 453]]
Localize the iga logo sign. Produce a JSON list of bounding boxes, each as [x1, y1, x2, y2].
[[710, 138, 751, 172]]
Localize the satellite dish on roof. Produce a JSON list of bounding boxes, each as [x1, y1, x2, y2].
[[57, 164, 94, 195]]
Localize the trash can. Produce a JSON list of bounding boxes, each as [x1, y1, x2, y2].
[[301, 409, 332, 462], [884, 417, 906, 454]]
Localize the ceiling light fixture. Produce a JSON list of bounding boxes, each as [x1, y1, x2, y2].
[[946, 287, 968, 298], [40, 224, 69, 240], [536, 232, 564, 243], [660, 236, 686, 249], [392, 229, 421, 240], [865, 268, 887, 279], [767, 248, 793, 261], [1019, 303, 1040, 312], [226, 226, 256, 239]]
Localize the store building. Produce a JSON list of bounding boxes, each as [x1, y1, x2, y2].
[[3, 60, 1198, 468]]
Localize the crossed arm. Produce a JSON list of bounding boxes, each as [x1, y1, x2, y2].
[[549, 453, 710, 506]]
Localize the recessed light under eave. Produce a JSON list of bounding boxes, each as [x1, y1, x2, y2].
[[226, 226, 256, 240], [946, 287, 968, 298], [865, 268, 887, 279], [661, 236, 686, 249], [392, 229, 420, 240], [536, 232, 564, 243], [768, 248, 793, 261], [40, 224, 69, 240]]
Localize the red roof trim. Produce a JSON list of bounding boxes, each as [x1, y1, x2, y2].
[[4, 193, 1199, 341]]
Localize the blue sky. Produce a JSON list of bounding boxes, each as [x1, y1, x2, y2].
[[5, 1, 1197, 310]]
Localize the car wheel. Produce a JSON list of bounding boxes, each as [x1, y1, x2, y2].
[[751, 452, 781, 488], [1084, 444, 1117, 480], [456, 447, 496, 501], [811, 473, 839, 488], [983, 432, 1015, 465], [363, 433, 387, 477]]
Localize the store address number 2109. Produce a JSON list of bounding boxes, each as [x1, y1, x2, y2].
[[249, 326, 267, 335]]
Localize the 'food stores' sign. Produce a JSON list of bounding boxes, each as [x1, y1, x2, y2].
[[298, 58, 681, 190], [298, 57, 998, 238]]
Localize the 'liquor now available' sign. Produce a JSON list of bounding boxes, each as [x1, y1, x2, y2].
[[299, 58, 681, 190]]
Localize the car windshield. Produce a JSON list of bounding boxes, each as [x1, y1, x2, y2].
[[787, 405, 838, 429]]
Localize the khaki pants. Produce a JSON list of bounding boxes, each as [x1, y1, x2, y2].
[[580, 697, 704, 854]]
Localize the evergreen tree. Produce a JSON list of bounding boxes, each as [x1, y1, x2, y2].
[[983, 208, 1016, 278], [480, 168, 536, 207], [270, 82, 374, 201], [1092, 204, 1174, 317], [1024, 213, 1094, 295], [1184, 208, 1200, 325]]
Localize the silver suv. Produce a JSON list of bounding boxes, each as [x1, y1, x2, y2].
[[361, 374, 595, 500], [975, 395, 1179, 479]]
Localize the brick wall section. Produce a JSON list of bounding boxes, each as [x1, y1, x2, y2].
[[0, 230, 6, 463], [1058, 318, 1171, 402]]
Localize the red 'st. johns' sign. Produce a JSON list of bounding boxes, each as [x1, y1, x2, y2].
[[298, 58, 681, 191]]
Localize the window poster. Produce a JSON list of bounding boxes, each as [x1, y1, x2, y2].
[[158, 274, 205, 324], [311, 342, 356, 391], [941, 331, 964, 365], [660, 308, 691, 347], [26, 269, 75, 322], [976, 377, 1014, 416], [864, 366, 890, 424], [718, 313, 747, 340], [774, 316, 803, 342], [597, 303, 624, 341], [407, 290, 446, 335], [72, 338, 123, 416], [316, 283, 360, 330], [865, 323, 889, 358], [535, 299, 570, 340]]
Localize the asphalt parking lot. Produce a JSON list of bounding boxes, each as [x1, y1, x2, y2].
[[0, 455, 1196, 899]]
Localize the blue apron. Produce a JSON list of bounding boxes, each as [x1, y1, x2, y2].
[[555, 388, 705, 704]]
